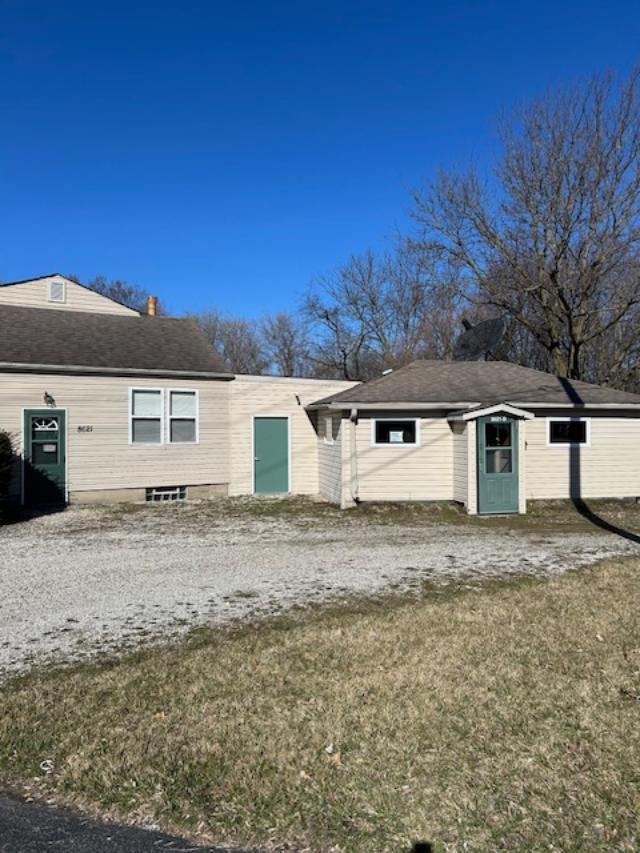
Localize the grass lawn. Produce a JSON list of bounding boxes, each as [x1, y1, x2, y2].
[[1, 558, 640, 851], [84, 493, 640, 537]]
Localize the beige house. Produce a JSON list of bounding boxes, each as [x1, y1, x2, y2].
[[0, 275, 353, 506], [1, 274, 639, 515], [309, 361, 640, 514]]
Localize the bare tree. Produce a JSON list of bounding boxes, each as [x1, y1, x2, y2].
[[410, 69, 640, 384], [79, 275, 166, 314], [303, 245, 461, 378], [304, 254, 378, 379], [190, 310, 268, 374], [261, 312, 311, 376]]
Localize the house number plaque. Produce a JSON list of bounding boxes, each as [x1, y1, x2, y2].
[[77, 425, 94, 432]]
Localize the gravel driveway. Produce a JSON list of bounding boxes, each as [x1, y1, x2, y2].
[[1, 498, 638, 675]]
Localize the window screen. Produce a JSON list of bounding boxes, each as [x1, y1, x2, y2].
[[374, 420, 417, 445], [484, 420, 513, 473], [169, 391, 197, 443], [132, 390, 161, 417], [131, 389, 162, 443], [549, 420, 588, 444]]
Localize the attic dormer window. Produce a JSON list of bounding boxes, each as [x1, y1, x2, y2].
[[48, 280, 66, 303]]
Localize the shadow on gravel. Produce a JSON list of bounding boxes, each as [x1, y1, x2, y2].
[[0, 504, 67, 528], [571, 497, 640, 544], [0, 793, 258, 853]]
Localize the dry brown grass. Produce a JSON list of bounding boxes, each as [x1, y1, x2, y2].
[[69, 493, 640, 536], [2, 558, 640, 851]]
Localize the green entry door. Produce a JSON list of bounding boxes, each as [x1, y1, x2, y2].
[[477, 416, 519, 515], [24, 409, 66, 506], [254, 417, 289, 494]]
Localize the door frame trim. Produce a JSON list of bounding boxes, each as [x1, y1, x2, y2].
[[476, 415, 519, 515], [251, 414, 291, 495], [21, 407, 69, 506]]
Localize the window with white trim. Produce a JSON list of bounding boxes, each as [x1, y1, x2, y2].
[[130, 389, 163, 443], [48, 280, 66, 303], [547, 417, 590, 446], [372, 418, 419, 446], [129, 388, 199, 444], [168, 390, 198, 443]]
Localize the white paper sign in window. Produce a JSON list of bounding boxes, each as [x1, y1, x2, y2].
[[373, 419, 419, 446]]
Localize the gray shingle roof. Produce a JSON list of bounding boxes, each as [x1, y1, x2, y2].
[[312, 360, 640, 407], [0, 304, 230, 377]]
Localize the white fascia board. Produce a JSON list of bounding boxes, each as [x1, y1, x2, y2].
[[309, 401, 480, 411], [511, 401, 640, 409], [309, 399, 640, 412], [234, 374, 358, 386], [448, 403, 535, 422]]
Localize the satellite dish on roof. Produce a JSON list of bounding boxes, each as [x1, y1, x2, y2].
[[453, 316, 506, 361]]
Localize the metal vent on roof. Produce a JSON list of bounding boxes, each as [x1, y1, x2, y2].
[[48, 281, 66, 303]]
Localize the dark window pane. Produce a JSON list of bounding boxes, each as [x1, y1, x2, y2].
[[549, 420, 587, 444], [32, 443, 58, 464], [486, 448, 512, 473], [170, 419, 196, 443], [132, 419, 162, 443], [375, 420, 416, 445], [485, 423, 511, 447]]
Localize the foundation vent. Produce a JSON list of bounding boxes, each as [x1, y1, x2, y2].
[[145, 485, 187, 503]]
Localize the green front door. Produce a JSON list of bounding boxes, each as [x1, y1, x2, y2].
[[254, 417, 289, 494], [477, 416, 519, 515], [24, 409, 66, 505]]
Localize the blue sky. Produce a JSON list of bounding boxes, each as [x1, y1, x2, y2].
[[2, 1, 639, 316]]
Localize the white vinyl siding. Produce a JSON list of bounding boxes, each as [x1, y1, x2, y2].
[[0, 373, 228, 499], [323, 414, 336, 445], [0, 276, 138, 315], [452, 421, 468, 505], [525, 413, 640, 499], [347, 412, 454, 502], [318, 412, 343, 504], [228, 376, 356, 496]]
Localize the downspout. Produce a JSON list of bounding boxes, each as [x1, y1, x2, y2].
[[350, 407, 360, 504]]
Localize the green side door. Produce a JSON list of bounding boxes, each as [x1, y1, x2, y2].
[[24, 409, 67, 506], [477, 415, 519, 515], [254, 417, 289, 494]]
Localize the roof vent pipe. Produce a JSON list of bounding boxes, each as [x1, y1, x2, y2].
[[147, 295, 158, 316]]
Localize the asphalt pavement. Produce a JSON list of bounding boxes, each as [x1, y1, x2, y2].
[[0, 794, 254, 853]]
